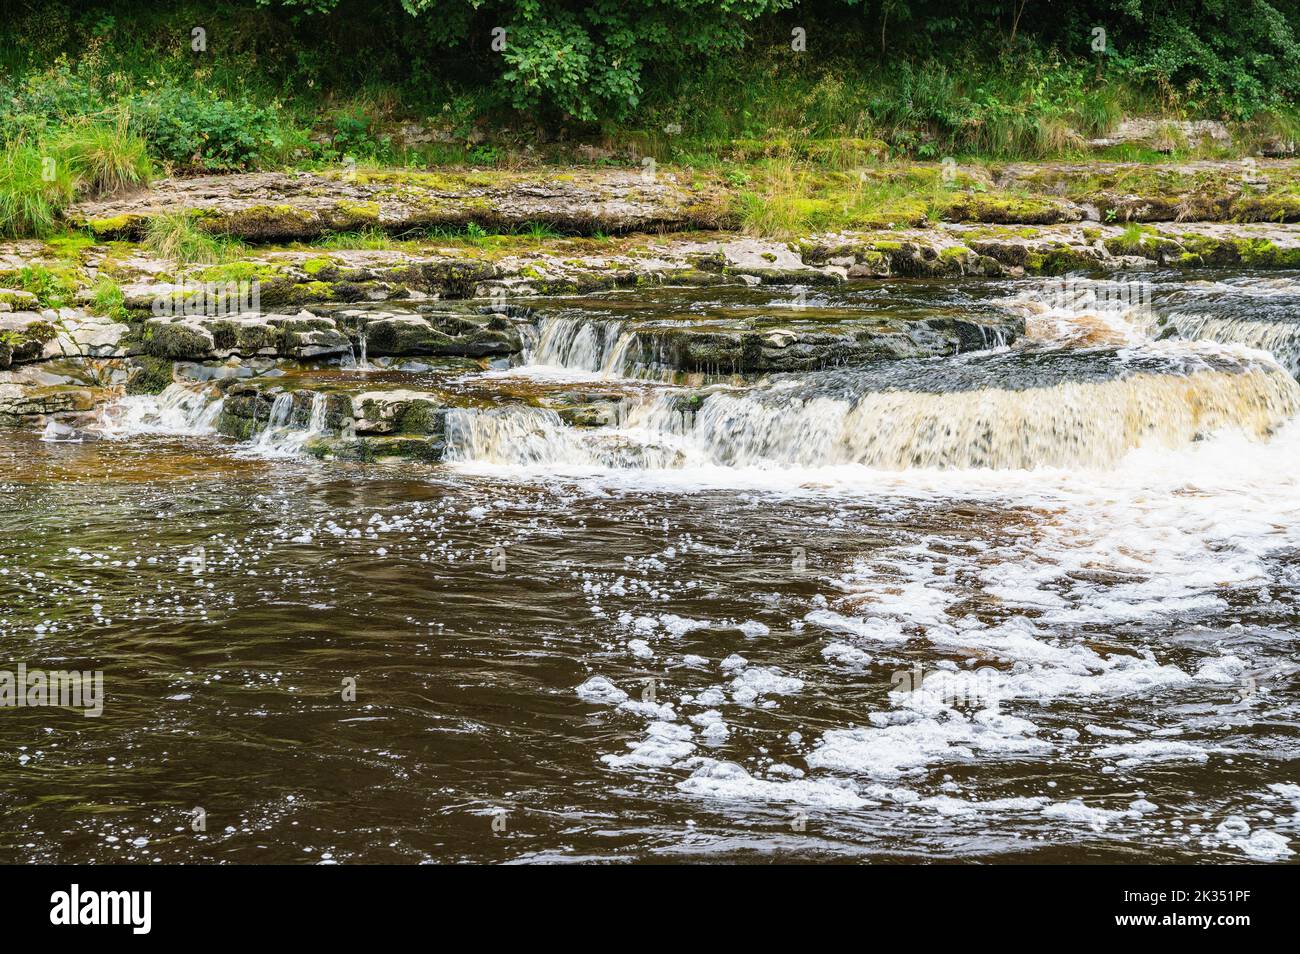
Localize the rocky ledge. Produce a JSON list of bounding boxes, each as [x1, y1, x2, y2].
[[69, 169, 735, 240], [63, 159, 1300, 243]]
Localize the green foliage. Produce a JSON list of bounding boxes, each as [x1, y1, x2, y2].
[[0, 0, 1296, 174], [0, 141, 75, 238], [128, 87, 286, 172], [0, 60, 105, 143], [313, 227, 396, 249], [12, 264, 79, 308]]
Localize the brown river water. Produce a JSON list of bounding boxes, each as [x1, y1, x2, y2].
[[2, 273, 1298, 863]]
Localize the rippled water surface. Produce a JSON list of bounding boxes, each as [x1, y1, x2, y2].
[[2, 274, 1298, 864]]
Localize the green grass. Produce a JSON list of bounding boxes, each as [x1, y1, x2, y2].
[[56, 112, 153, 197], [0, 140, 75, 238], [143, 211, 245, 265], [312, 227, 397, 250], [89, 274, 129, 322], [734, 159, 968, 237], [6, 264, 78, 308]]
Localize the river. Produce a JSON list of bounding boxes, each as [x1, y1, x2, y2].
[[2, 272, 1298, 863]]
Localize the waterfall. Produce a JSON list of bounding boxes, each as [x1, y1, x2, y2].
[[443, 344, 1300, 472], [246, 392, 332, 456], [253, 393, 295, 445], [527, 315, 627, 373], [343, 333, 371, 372], [443, 404, 686, 469], [95, 383, 224, 438], [307, 392, 330, 435], [1014, 274, 1300, 377], [1153, 312, 1300, 377]]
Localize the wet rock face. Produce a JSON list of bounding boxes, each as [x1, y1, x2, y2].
[[328, 305, 523, 358], [141, 304, 526, 362], [68, 169, 735, 241], [218, 385, 354, 441], [610, 313, 1023, 374], [528, 285, 1025, 376], [217, 380, 450, 462]]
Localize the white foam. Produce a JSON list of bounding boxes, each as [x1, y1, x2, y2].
[[677, 759, 868, 809]]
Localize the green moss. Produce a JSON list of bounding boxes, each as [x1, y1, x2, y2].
[[395, 400, 444, 435], [195, 260, 286, 283], [293, 280, 334, 299], [45, 233, 97, 260], [126, 355, 175, 394], [939, 192, 1072, 225], [84, 214, 138, 237], [214, 204, 319, 241]]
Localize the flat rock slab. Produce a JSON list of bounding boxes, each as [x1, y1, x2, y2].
[[69, 169, 735, 240], [995, 159, 1300, 222]]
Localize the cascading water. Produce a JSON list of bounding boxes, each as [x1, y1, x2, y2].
[[245, 392, 333, 456], [1005, 273, 1300, 377], [252, 393, 295, 447], [95, 382, 224, 437], [443, 404, 685, 469], [1155, 313, 1300, 376], [527, 315, 628, 373], [343, 332, 372, 372], [446, 340, 1300, 472]]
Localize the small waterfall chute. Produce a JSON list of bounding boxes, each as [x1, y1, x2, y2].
[[246, 391, 333, 456]]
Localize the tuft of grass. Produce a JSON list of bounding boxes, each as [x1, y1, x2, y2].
[[735, 158, 810, 237], [57, 113, 153, 197], [0, 140, 76, 238], [312, 227, 395, 250], [90, 274, 130, 322], [143, 211, 244, 264], [520, 221, 563, 240]]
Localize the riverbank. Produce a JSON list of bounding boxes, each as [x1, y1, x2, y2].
[[6, 159, 1300, 437]]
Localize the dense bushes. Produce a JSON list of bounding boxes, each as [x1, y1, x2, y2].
[[127, 87, 288, 171], [3, 1, 1298, 135], [0, 0, 1298, 238], [265, 0, 1300, 122]]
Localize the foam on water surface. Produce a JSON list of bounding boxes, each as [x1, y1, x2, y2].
[[10, 271, 1300, 862]]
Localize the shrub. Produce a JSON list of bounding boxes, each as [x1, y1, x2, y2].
[[128, 87, 283, 172], [0, 59, 104, 143]]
